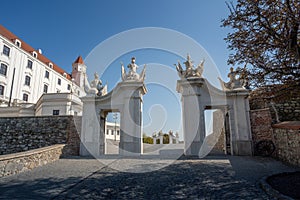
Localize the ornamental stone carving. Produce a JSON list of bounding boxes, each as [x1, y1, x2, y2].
[[175, 54, 204, 79], [84, 72, 107, 96], [121, 57, 146, 82], [218, 66, 249, 90]]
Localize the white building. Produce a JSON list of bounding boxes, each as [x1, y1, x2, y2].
[[0, 24, 86, 116], [105, 122, 120, 141]]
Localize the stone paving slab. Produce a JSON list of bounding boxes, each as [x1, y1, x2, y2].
[[0, 157, 103, 199], [0, 155, 298, 199]]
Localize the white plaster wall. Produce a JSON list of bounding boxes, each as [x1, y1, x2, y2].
[[0, 35, 85, 106]]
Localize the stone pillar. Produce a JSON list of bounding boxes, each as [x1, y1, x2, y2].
[[159, 136, 163, 144], [153, 137, 157, 144], [226, 90, 253, 155], [100, 111, 107, 154], [80, 96, 103, 156], [177, 78, 205, 156], [169, 135, 173, 144], [118, 83, 147, 156]]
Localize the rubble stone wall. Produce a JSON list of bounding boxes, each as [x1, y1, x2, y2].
[[0, 116, 81, 156], [272, 122, 300, 166], [0, 144, 64, 177]]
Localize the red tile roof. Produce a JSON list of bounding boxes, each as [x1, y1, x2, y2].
[[0, 24, 72, 80], [73, 56, 84, 64]]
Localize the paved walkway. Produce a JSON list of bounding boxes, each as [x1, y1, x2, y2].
[[0, 155, 298, 199]]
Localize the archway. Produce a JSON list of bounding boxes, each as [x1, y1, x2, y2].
[[176, 55, 253, 157], [80, 58, 147, 157]]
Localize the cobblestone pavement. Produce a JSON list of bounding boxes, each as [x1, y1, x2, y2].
[[0, 155, 298, 199]]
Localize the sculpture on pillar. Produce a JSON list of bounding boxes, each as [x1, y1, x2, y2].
[[175, 54, 205, 79], [84, 72, 107, 96], [218, 66, 248, 90], [121, 57, 146, 82]]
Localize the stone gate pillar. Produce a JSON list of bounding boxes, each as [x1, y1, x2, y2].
[[119, 82, 147, 156], [226, 90, 253, 155], [177, 78, 206, 156], [80, 96, 103, 156]]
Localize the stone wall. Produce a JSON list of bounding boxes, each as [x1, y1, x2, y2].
[[0, 116, 81, 156], [0, 144, 64, 177], [272, 97, 300, 121], [249, 109, 300, 166], [250, 108, 274, 143], [249, 85, 300, 122], [212, 110, 226, 153], [272, 122, 300, 166]]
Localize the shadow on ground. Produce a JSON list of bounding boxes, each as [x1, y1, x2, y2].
[[0, 156, 278, 199]]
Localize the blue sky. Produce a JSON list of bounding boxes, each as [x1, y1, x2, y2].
[[0, 0, 236, 138]]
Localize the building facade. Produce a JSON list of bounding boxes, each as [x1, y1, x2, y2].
[[0, 24, 85, 108], [105, 122, 120, 141]]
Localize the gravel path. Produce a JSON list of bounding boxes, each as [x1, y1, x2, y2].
[[0, 155, 298, 199]]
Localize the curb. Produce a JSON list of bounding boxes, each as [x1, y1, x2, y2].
[[260, 176, 294, 200]]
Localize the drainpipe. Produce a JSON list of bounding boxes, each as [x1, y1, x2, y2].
[[8, 67, 16, 107]]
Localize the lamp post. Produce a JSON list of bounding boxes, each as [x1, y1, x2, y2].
[[113, 113, 118, 141]]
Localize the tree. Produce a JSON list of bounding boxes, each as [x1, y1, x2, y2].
[[163, 134, 169, 144], [222, 0, 300, 87], [143, 133, 153, 144]]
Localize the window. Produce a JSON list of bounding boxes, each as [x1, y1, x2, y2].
[[106, 130, 109, 135], [45, 70, 49, 79], [117, 130, 120, 135], [23, 93, 28, 102], [3, 45, 10, 56], [32, 51, 37, 58], [27, 60, 33, 69], [57, 78, 61, 85], [49, 63, 53, 68], [24, 75, 31, 86], [16, 41, 21, 47], [53, 110, 60, 116], [111, 130, 114, 135], [0, 63, 7, 76], [43, 84, 48, 93], [15, 39, 21, 47], [0, 85, 4, 95], [67, 84, 71, 90]]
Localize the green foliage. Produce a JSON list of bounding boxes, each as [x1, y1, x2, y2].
[[143, 133, 153, 144], [163, 134, 169, 144], [222, 0, 300, 87]]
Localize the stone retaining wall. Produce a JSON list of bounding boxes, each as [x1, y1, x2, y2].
[[249, 86, 300, 122], [0, 116, 81, 156], [272, 122, 300, 166], [250, 109, 300, 166], [0, 144, 64, 177]]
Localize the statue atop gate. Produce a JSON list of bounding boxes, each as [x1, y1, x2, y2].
[[84, 72, 107, 96], [175, 54, 205, 79], [218, 66, 249, 90], [121, 57, 146, 82]]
